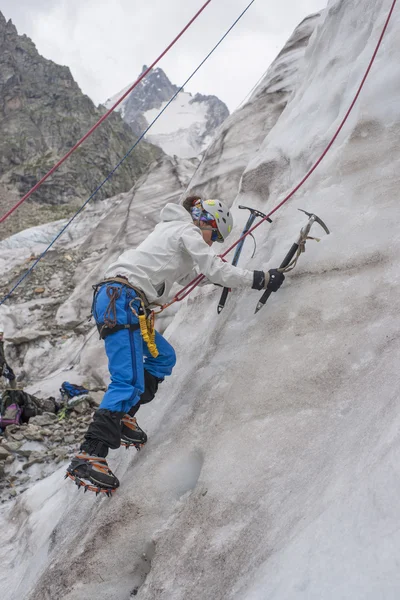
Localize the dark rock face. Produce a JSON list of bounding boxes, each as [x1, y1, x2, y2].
[[114, 65, 180, 136], [0, 13, 162, 213]]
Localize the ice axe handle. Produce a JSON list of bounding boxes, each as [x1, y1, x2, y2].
[[255, 242, 299, 313], [217, 287, 230, 314], [217, 211, 259, 314]]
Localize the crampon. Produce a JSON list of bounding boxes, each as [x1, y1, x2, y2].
[[120, 415, 147, 451], [65, 472, 116, 496], [65, 453, 119, 497], [120, 439, 146, 451]]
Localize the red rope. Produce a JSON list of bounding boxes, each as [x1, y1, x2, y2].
[[0, 0, 213, 225], [164, 0, 397, 310]]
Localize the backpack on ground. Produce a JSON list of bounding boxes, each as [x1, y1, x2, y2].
[[60, 382, 89, 400], [0, 390, 22, 428], [20, 391, 42, 421], [0, 389, 42, 428], [0, 403, 22, 428]]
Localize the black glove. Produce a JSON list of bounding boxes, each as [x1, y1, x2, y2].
[[266, 269, 285, 292], [252, 270, 285, 291]]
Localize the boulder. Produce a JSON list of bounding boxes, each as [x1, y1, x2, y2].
[[0, 446, 11, 460], [30, 413, 57, 427]]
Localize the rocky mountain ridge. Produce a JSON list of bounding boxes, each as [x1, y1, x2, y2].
[[0, 12, 162, 239], [105, 66, 229, 158], [105, 66, 180, 137]]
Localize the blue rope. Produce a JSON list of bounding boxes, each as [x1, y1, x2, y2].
[[0, 0, 256, 306]]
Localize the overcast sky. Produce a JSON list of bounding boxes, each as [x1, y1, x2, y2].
[[0, 0, 326, 112]]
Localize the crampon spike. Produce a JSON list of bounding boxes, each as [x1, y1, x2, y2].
[[65, 472, 117, 497], [121, 441, 144, 451]]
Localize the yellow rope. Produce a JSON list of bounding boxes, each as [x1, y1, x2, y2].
[[129, 299, 159, 358], [138, 314, 159, 358]]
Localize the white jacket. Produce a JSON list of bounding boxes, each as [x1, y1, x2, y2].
[[104, 203, 254, 305]]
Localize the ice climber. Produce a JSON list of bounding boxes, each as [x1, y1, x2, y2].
[[66, 197, 285, 493]]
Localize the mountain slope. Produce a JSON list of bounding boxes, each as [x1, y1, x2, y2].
[[187, 12, 320, 201], [0, 13, 162, 238], [2, 1, 400, 599]]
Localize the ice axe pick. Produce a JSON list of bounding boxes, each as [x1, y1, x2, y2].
[[255, 209, 330, 313]]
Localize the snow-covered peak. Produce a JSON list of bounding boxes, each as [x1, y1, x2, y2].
[[104, 67, 229, 158], [143, 90, 225, 158], [104, 66, 179, 120]]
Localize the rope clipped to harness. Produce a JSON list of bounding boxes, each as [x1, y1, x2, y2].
[[92, 278, 149, 339], [103, 286, 122, 328], [129, 299, 159, 358]]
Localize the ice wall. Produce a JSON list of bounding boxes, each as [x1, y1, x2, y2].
[[2, 1, 400, 599]]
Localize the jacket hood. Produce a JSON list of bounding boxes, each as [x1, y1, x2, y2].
[[160, 203, 193, 223]]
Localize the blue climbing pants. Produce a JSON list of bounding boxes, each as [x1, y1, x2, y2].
[[93, 283, 176, 414]]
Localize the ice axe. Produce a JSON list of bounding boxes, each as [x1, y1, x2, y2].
[[218, 205, 272, 313], [255, 209, 330, 313]]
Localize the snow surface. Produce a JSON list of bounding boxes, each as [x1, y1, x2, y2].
[[144, 92, 212, 158], [144, 92, 208, 135], [106, 80, 217, 159], [2, 0, 400, 598], [0, 195, 123, 276]]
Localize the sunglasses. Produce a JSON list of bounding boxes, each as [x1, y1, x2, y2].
[[211, 228, 224, 243], [199, 213, 224, 243]]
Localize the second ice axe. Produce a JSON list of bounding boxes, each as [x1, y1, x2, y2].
[[255, 209, 330, 314], [217, 205, 271, 313]]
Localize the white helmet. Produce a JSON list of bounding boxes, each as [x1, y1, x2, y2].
[[201, 199, 233, 243]]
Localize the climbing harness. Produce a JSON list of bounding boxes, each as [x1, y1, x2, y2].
[[92, 277, 146, 339], [97, 322, 140, 340], [103, 285, 122, 328], [217, 205, 272, 313], [255, 209, 330, 313], [92, 278, 158, 357]]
